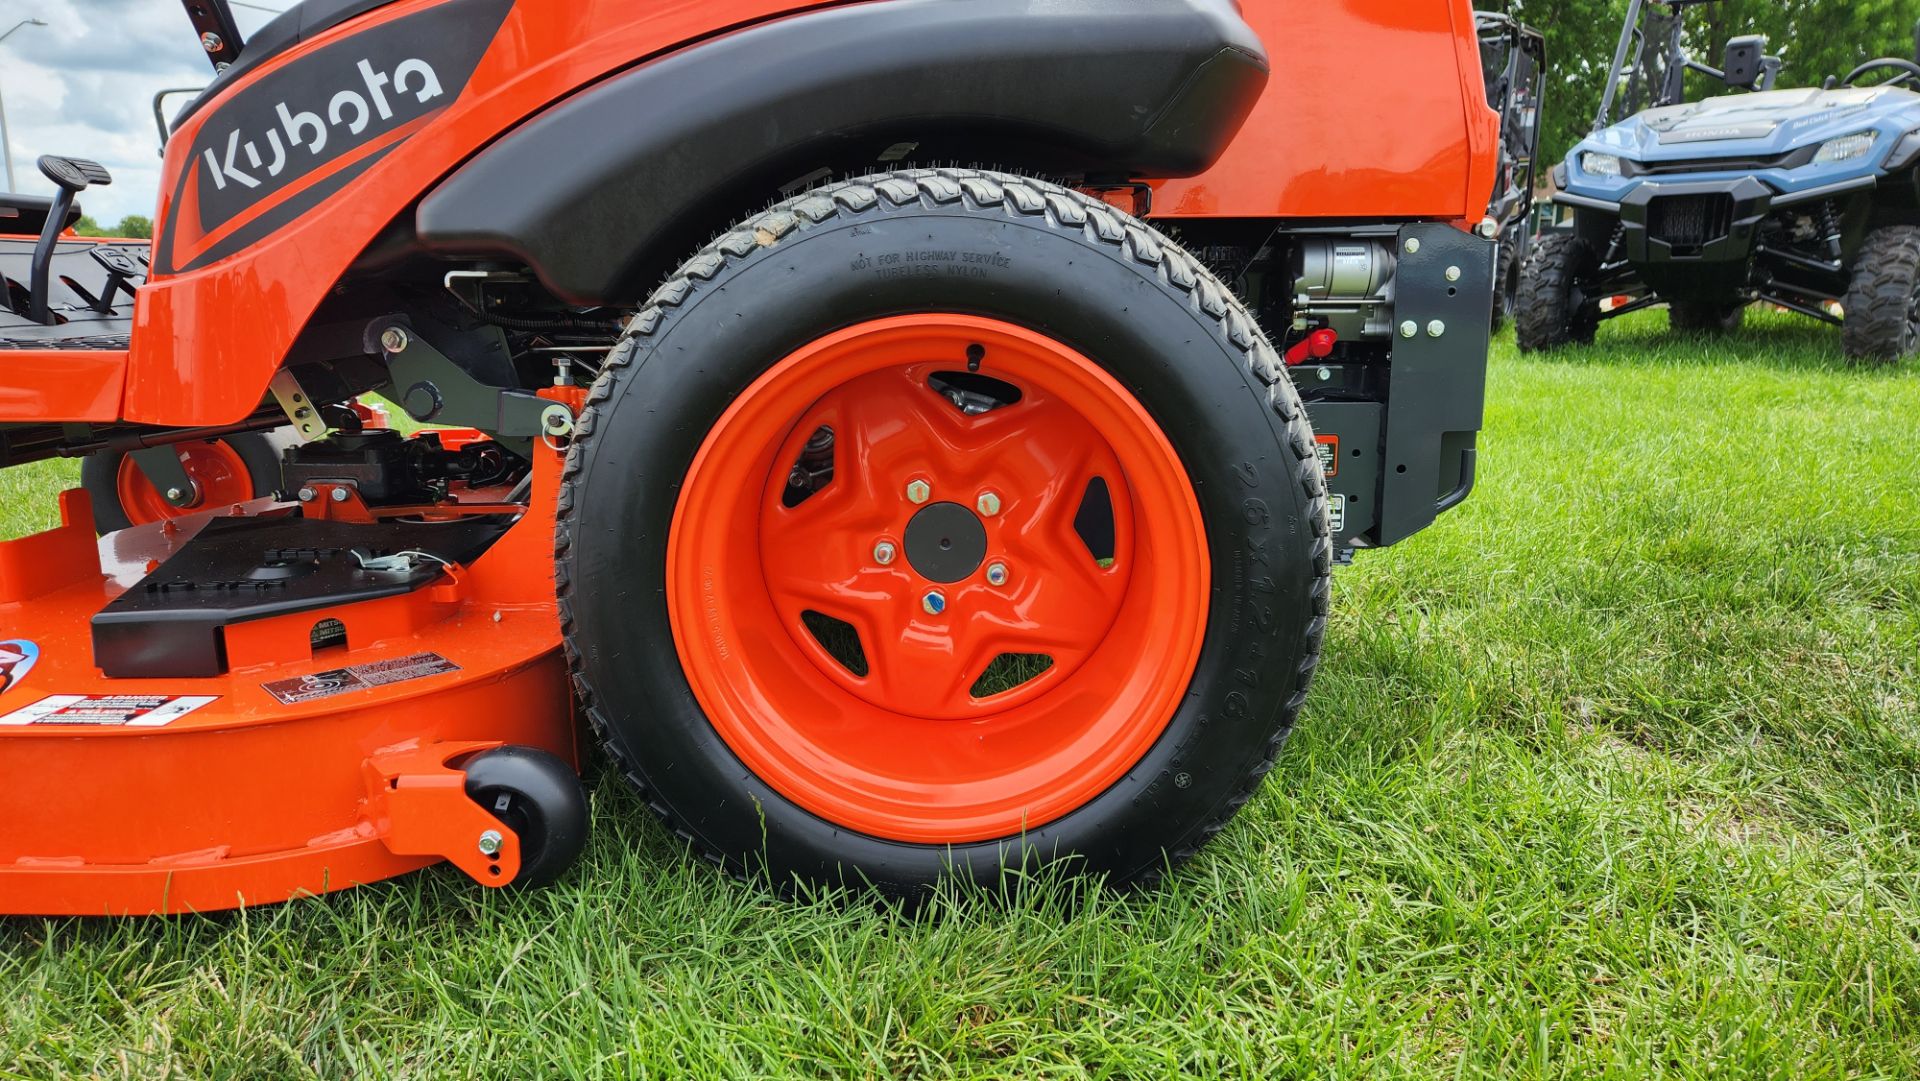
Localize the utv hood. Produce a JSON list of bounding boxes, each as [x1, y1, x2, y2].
[[1591, 86, 1918, 160]]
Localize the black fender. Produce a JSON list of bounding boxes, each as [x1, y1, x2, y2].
[[414, 0, 1268, 305]]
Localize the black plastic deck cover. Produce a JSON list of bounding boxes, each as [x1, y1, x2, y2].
[[91, 514, 512, 679]]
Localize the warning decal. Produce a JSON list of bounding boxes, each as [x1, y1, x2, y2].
[[263, 652, 461, 705], [0, 694, 218, 727], [1328, 493, 1348, 534], [1314, 434, 1340, 478]]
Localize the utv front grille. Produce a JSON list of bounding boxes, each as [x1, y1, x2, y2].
[[1648, 194, 1734, 251]]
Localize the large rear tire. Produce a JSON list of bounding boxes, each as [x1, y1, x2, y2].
[[1515, 232, 1599, 352], [556, 169, 1331, 895], [1841, 225, 1920, 364]]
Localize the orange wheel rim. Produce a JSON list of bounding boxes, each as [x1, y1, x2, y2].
[[667, 316, 1209, 844], [115, 441, 256, 524]]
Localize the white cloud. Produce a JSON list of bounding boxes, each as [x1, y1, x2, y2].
[[1, 0, 281, 225]]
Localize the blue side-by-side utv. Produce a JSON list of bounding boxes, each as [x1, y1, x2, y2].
[[1519, 0, 1920, 362]]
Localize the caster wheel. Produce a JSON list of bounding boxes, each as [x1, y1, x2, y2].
[[462, 746, 588, 888]]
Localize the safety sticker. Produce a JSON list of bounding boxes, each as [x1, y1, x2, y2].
[[1314, 434, 1340, 478], [0, 694, 219, 727], [1328, 493, 1347, 534], [263, 652, 461, 705], [0, 640, 39, 697]]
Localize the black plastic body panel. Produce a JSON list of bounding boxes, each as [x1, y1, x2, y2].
[[92, 515, 510, 679], [415, 0, 1268, 304]]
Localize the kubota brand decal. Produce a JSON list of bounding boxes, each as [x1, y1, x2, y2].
[[157, 0, 513, 274], [0, 640, 38, 696]]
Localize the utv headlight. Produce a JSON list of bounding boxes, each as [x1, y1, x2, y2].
[[1580, 151, 1624, 177], [1813, 131, 1877, 164]]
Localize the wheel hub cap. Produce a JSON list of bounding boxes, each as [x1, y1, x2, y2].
[[902, 501, 987, 583]]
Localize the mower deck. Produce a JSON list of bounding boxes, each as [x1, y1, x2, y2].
[[0, 446, 576, 915]]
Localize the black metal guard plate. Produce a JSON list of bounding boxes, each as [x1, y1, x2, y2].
[[92, 514, 512, 679]]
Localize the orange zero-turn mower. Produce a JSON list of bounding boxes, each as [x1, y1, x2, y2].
[[0, 0, 1500, 915]]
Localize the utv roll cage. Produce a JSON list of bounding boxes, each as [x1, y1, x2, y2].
[[1593, 0, 1780, 131], [1475, 12, 1545, 229]]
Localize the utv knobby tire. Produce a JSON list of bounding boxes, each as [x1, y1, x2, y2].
[[1841, 225, 1920, 363], [556, 168, 1330, 896], [1668, 301, 1747, 334], [1515, 232, 1599, 352]]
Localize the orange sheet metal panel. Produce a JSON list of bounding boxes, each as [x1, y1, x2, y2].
[[1153, 0, 1499, 222], [126, 0, 865, 429], [0, 349, 126, 423]]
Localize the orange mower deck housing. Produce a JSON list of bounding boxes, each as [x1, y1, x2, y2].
[[0, 0, 1500, 914]]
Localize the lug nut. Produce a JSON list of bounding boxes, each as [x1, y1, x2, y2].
[[985, 562, 1008, 586], [976, 491, 1001, 517], [921, 590, 946, 616], [477, 829, 503, 857], [906, 480, 931, 504], [873, 541, 897, 566]]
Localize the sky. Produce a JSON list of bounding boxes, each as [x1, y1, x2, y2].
[[1, 0, 283, 224]]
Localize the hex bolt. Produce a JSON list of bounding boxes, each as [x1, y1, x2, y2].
[[1427, 320, 1447, 338], [1399, 320, 1418, 338], [165, 487, 184, 502], [1317, 366, 1334, 382], [985, 562, 1009, 586], [330, 487, 350, 503], [1404, 237, 1421, 255], [873, 541, 897, 566], [1477, 217, 1500, 239], [921, 590, 946, 616], [200, 31, 224, 53], [379, 326, 410, 354], [297, 487, 317, 503], [906, 480, 931, 504], [477, 830, 504, 857], [976, 491, 1002, 517], [1445, 265, 1462, 282]]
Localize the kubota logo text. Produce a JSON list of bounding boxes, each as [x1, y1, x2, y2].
[[202, 57, 444, 191]]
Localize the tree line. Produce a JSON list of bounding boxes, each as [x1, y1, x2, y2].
[[1480, 0, 1920, 169]]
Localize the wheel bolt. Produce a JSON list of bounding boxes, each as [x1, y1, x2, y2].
[[985, 561, 1008, 586], [921, 590, 946, 616], [906, 480, 931, 504], [976, 491, 1001, 517], [873, 541, 897, 566], [477, 829, 503, 857]]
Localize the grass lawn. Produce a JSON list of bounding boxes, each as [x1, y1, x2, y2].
[[3, 310, 1917, 1078]]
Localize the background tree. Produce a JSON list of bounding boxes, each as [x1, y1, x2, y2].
[[1480, 0, 1920, 171]]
